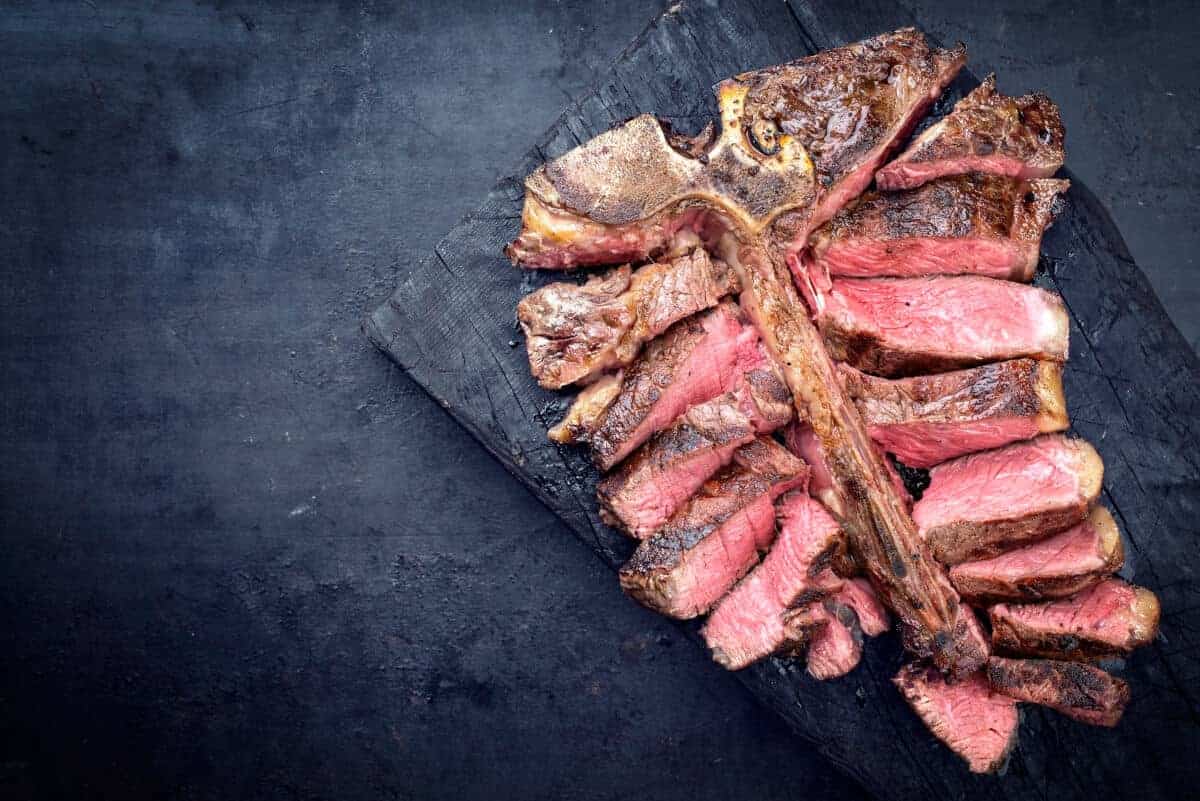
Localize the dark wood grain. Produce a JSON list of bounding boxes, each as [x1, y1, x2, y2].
[[366, 2, 1200, 798]]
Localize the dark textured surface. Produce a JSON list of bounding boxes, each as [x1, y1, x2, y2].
[[368, 0, 1200, 799], [2, 2, 1198, 800]]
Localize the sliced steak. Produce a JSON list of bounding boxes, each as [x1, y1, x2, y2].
[[598, 360, 791, 538], [816, 275, 1070, 377], [989, 578, 1161, 661], [838, 577, 891, 636], [914, 434, 1103, 564], [590, 301, 756, 470], [804, 597, 864, 680], [517, 249, 738, 389], [808, 176, 1067, 281], [894, 665, 1019, 774], [702, 492, 845, 670], [876, 74, 1066, 190], [950, 506, 1124, 603], [619, 438, 807, 619], [728, 239, 986, 676], [548, 372, 622, 445], [986, 657, 1130, 727], [841, 359, 1068, 468], [507, 29, 965, 269]]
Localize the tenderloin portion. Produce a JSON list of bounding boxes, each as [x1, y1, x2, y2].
[[841, 359, 1068, 468], [914, 435, 1103, 565], [986, 657, 1130, 727], [950, 506, 1124, 603], [808, 176, 1067, 281], [894, 665, 1019, 774], [702, 492, 845, 670], [989, 578, 1161, 661], [816, 275, 1070, 377], [876, 75, 1066, 191], [590, 301, 755, 470], [517, 249, 738, 389], [619, 438, 807, 619], [598, 361, 791, 538], [507, 29, 965, 269]]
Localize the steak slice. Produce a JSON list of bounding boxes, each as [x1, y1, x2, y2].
[[894, 665, 1019, 774], [619, 438, 807, 619], [804, 597, 864, 680], [876, 74, 1066, 191], [986, 657, 1130, 727], [989, 578, 1161, 661], [728, 239, 987, 676], [548, 372, 623, 445], [914, 434, 1104, 565], [840, 359, 1068, 468], [950, 506, 1124, 603], [506, 29, 964, 269], [590, 301, 755, 470], [838, 577, 891, 636], [808, 176, 1068, 281], [598, 360, 791, 538], [702, 492, 845, 670], [816, 275, 1070, 377], [517, 249, 738, 389]]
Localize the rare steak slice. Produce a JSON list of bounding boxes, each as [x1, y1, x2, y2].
[[598, 359, 791, 538], [506, 29, 965, 269], [914, 434, 1103, 564], [986, 657, 1130, 727], [989, 578, 1161, 661], [816, 275, 1070, 377], [517, 249, 738, 388], [840, 359, 1068, 468], [876, 75, 1066, 190], [804, 597, 865, 680], [619, 438, 807, 619], [950, 506, 1124, 603], [807, 176, 1068, 281], [702, 492, 844, 670], [894, 665, 1019, 774], [590, 301, 755, 470]]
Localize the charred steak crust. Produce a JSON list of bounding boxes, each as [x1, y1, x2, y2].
[[506, 29, 965, 269], [950, 506, 1125, 604], [986, 657, 1130, 727], [876, 74, 1066, 190], [988, 579, 1161, 661], [841, 359, 1068, 468], [808, 175, 1069, 281]]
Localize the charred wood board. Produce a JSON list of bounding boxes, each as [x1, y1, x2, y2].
[[365, 1, 1200, 798]]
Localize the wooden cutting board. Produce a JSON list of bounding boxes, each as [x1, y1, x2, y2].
[[365, 1, 1200, 798]]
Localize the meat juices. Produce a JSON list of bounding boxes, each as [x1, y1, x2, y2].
[[914, 434, 1103, 565]]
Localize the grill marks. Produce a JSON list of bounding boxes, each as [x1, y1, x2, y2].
[[987, 657, 1130, 727]]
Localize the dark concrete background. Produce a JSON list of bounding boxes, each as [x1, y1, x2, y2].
[[0, 2, 1195, 800]]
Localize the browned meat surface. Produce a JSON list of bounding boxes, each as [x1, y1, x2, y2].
[[589, 301, 756, 470], [517, 249, 738, 388], [986, 657, 1130, 727], [807, 176, 1068, 281], [951, 506, 1124, 603], [506, 29, 964, 269], [702, 492, 845, 670], [726, 237, 987, 676], [619, 438, 807, 619], [840, 359, 1068, 468], [989, 578, 1161, 661], [548, 372, 623, 445], [815, 275, 1070, 378], [597, 362, 791, 539], [914, 434, 1103, 565], [877, 74, 1065, 190], [894, 665, 1019, 774]]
